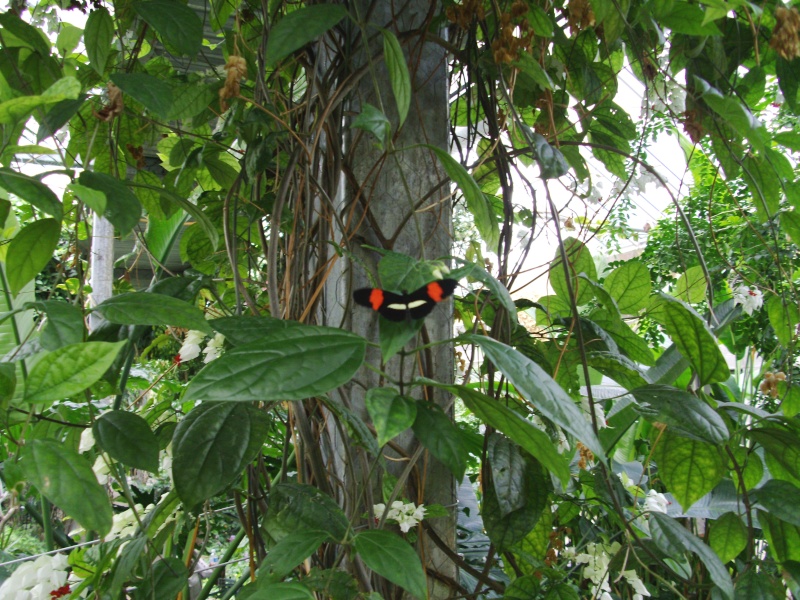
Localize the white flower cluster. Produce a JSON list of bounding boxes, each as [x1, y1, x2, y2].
[[529, 415, 570, 454], [617, 472, 670, 515], [373, 501, 426, 533], [733, 285, 763, 316], [179, 330, 226, 364], [575, 542, 651, 600], [0, 553, 70, 600]]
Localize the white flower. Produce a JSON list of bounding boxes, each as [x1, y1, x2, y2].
[[179, 330, 206, 362], [371, 501, 426, 532], [643, 489, 669, 514], [733, 286, 763, 315], [581, 398, 607, 429], [202, 333, 226, 363], [92, 455, 109, 486], [622, 570, 651, 597], [78, 428, 95, 453], [556, 429, 570, 454], [0, 554, 69, 600]]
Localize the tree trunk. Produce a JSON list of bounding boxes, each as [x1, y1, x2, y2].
[[324, 1, 457, 596]]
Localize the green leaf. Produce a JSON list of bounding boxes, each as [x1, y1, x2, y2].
[[649, 293, 730, 386], [145, 209, 185, 266], [24, 341, 126, 405], [733, 568, 786, 599], [134, 557, 188, 600], [94, 411, 160, 472], [133, 0, 203, 56], [549, 237, 597, 306], [172, 402, 271, 508], [742, 153, 781, 221], [265, 483, 349, 543], [77, 171, 142, 235], [365, 388, 417, 447], [488, 434, 529, 516], [629, 385, 729, 444], [753, 480, 800, 528], [709, 512, 747, 564], [351, 103, 391, 148], [781, 211, 800, 248], [353, 530, 428, 600], [110, 72, 173, 119], [465, 335, 605, 459], [656, 2, 721, 34], [85, 7, 114, 75], [649, 512, 733, 600], [246, 583, 315, 600], [21, 439, 112, 536], [266, 4, 348, 67], [483, 453, 549, 550], [382, 29, 410, 128], [751, 428, 800, 481], [0, 169, 63, 219], [532, 131, 569, 179], [412, 402, 467, 481], [759, 510, 800, 564], [185, 326, 365, 402], [167, 81, 215, 120], [424, 144, 499, 249], [673, 265, 707, 304], [209, 316, 297, 346], [0, 362, 16, 406], [0, 12, 50, 55], [6, 218, 60, 296], [27, 300, 85, 350], [604, 260, 651, 313], [453, 385, 570, 484], [0, 78, 82, 125], [589, 309, 655, 366], [586, 351, 649, 390], [652, 430, 725, 511], [37, 96, 86, 143], [67, 182, 107, 214], [766, 295, 799, 348], [93, 292, 211, 333], [261, 530, 330, 579], [514, 53, 553, 90]]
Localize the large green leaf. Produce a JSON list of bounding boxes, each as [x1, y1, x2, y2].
[[209, 316, 297, 346], [465, 335, 604, 459], [6, 218, 60, 296], [453, 385, 570, 484], [751, 428, 800, 481], [264, 483, 349, 543], [549, 238, 596, 306], [351, 103, 391, 148], [382, 30, 410, 128], [759, 510, 800, 564], [265, 4, 348, 67], [110, 73, 173, 119], [77, 171, 142, 235], [0, 169, 62, 219], [85, 7, 114, 75], [488, 433, 528, 516], [589, 309, 655, 366], [709, 512, 747, 564], [185, 326, 365, 402], [0, 12, 50, 55], [365, 388, 416, 447], [145, 209, 186, 267], [261, 530, 331, 579], [604, 260, 651, 313], [754, 480, 800, 528], [412, 402, 467, 481], [37, 96, 86, 143], [629, 385, 729, 444], [24, 341, 126, 404], [649, 512, 733, 600], [94, 411, 160, 472], [652, 430, 725, 511], [673, 266, 707, 304], [649, 293, 730, 386], [133, 0, 203, 56], [21, 439, 112, 536], [483, 445, 549, 550], [134, 557, 187, 600], [766, 295, 799, 348], [172, 402, 271, 508], [353, 530, 428, 600], [425, 144, 499, 249], [0, 78, 81, 125], [92, 292, 212, 333], [246, 583, 315, 600], [27, 300, 85, 350]]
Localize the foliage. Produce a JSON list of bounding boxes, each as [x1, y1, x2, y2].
[[0, 0, 799, 598]]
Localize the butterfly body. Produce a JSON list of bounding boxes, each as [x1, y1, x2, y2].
[[353, 279, 457, 321]]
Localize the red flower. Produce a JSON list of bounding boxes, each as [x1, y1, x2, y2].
[[50, 584, 71, 598], [173, 354, 182, 366]]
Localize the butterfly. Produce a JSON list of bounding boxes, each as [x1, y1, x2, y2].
[[353, 279, 457, 322]]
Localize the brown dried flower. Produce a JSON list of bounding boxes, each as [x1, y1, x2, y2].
[[219, 54, 248, 112], [567, 0, 595, 34], [94, 82, 123, 122], [760, 371, 786, 398], [770, 7, 800, 60], [682, 108, 704, 144]]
